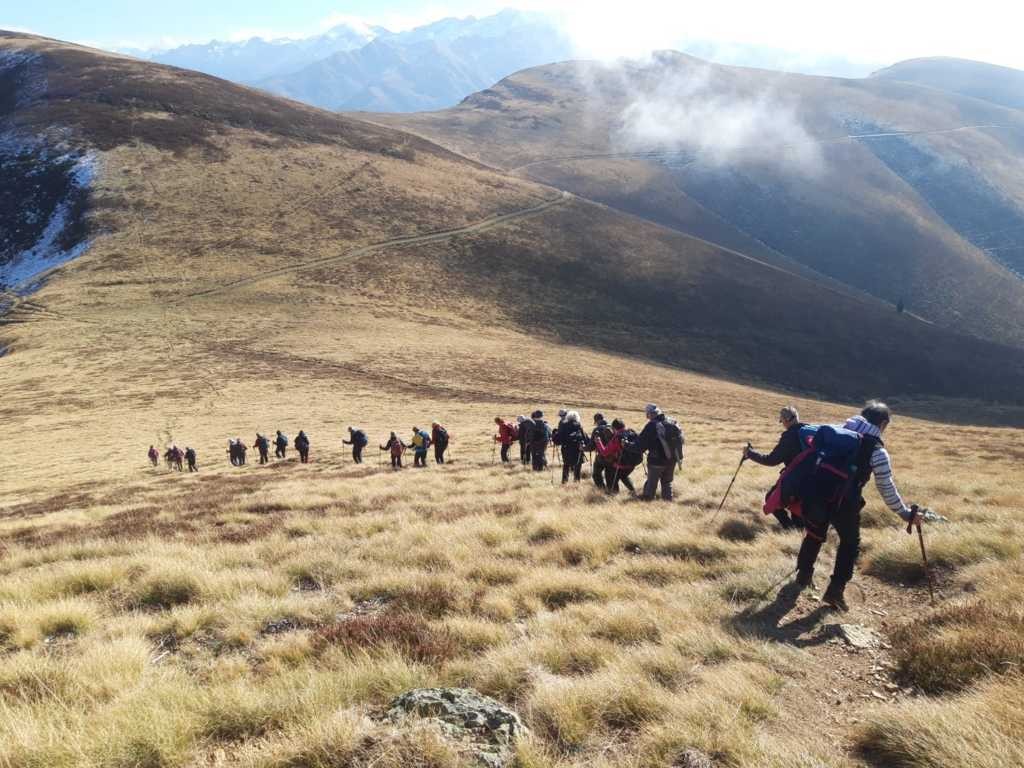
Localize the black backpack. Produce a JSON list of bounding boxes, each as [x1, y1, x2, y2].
[[591, 423, 613, 451], [658, 418, 685, 464], [353, 430, 368, 447], [531, 419, 550, 444], [435, 428, 449, 448], [619, 429, 643, 467]]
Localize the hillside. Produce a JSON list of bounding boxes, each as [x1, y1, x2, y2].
[[2, 32, 1024, 768], [377, 53, 1024, 347], [873, 57, 1024, 112]]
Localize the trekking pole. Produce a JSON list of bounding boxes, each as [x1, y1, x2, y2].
[[711, 443, 751, 524], [908, 514, 936, 604], [492, 440, 496, 465]]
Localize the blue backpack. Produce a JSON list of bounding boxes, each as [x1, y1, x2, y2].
[[774, 425, 871, 516]]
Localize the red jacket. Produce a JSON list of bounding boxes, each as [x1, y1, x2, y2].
[[595, 430, 629, 470], [495, 420, 516, 445]]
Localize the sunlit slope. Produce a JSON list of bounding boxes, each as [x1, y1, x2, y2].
[[378, 53, 1024, 347]]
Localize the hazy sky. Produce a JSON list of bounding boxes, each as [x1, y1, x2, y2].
[[2, 0, 1023, 71]]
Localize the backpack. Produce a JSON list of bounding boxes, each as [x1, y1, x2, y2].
[[508, 423, 519, 442], [532, 419, 550, 444], [435, 428, 449, 448], [591, 423, 613, 451], [766, 425, 873, 519], [618, 429, 643, 467], [353, 430, 368, 447], [657, 418, 685, 464], [419, 431, 431, 450]]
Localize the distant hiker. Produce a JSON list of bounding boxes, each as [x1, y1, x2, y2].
[[589, 413, 614, 490], [254, 433, 270, 464], [168, 445, 184, 472], [517, 415, 531, 466], [343, 427, 368, 464], [275, 431, 288, 459], [163, 447, 174, 469], [495, 417, 517, 463], [236, 438, 247, 466], [746, 406, 807, 529], [553, 410, 587, 483], [381, 432, 407, 469], [295, 430, 310, 463], [528, 410, 551, 472], [185, 447, 197, 472], [595, 418, 641, 495], [148, 445, 159, 467], [637, 404, 685, 501], [410, 426, 431, 468], [794, 401, 923, 611], [431, 422, 449, 464]]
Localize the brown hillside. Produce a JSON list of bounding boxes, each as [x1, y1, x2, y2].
[[375, 53, 1024, 348]]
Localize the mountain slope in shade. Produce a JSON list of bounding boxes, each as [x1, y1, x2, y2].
[[872, 57, 1024, 112], [375, 53, 1024, 346]]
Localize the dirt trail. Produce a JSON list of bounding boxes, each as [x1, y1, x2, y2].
[[183, 191, 571, 301]]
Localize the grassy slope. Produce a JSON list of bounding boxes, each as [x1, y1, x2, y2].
[[1, 34, 1023, 768], [873, 57, 1024, 112], [376, 54, 1024, 348]]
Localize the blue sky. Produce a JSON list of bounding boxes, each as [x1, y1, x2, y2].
[[3, 1, 1023, 70]]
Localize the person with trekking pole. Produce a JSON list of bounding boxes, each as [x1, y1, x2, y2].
[[295, 430, 310, 463], [381, 432, 407, 470], [637, 404, 685, 501], [745, 406, 807, 529], [274, 430, 288, 459], [253, 433, 270, 464], [794, 401, 925, 611], [595, 418, 641, 495], [553, 410, 587, 483], [494, 417, 516, 464], [410, 426, 431, 468], [516, 415, 531, 466], [343, 427, 368, 464], [528, 410, 550, 472], [589, 414, 614, 490], [148, 445, 159, 467], [185, 447, 198, 472]]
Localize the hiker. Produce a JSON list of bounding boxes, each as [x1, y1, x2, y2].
[[528, 410, 550, 472], [595, 418, 641, 495], [746, 406, 807, 529], [494, 417, 517, 463], [517, 415, 531, 466], [148, 445, 159, 467], [274, 430, 288, 459], [295, 430, 310, 463], [589, 413, 614, 490], [410, 426, 431, 468], [795, 401, 923, 611], [185, 447, 197, 472], [163, 446, 175, 469], [236, 437, 247, 466], [553, 410, 586, 483], [343, 427, 368, 463], [381, 432, 407, 469], [169, 445, 184, 472], [431, 422, 449, 464], [254, 433, 270, 464], [637, 404, 685, 501]]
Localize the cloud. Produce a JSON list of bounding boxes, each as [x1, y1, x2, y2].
[[610, 57, 825, 176]]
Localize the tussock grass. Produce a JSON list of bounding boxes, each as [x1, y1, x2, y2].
[[865, 525, 1020, 583]]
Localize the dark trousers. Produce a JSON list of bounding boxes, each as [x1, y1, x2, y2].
[[609, 465, 636, 495], [520, 438, 530, 465], [275, 446, 286, 458], [258, 449, 268, 464], [797, 497, 862, 586], [500, 443, 511, 462], [187, 460, 197, 472], [353, 446, 363, 464], [593, 458, 611, 489], [435, 445, 446, 464], [642, 462, 675, 501], [298, 448, 309, 463], [531, 442, 547, 472], [561, 448, 583, 483], [414, 450, 427, 467], [391, 454, 402, 468]]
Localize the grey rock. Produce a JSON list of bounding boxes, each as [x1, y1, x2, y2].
[[824, 623, 883, 650], [387, 687, 527, 768]]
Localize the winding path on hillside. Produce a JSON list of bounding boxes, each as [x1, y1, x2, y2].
[[183, 191, 572, 301]]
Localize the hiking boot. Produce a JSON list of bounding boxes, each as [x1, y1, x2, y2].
[[822, 581, 849, 612], [796, 569, 815, 590]]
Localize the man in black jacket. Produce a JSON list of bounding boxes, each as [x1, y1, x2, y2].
[[746, 406, 806, 529], [343, 427, 368, 464], [529, 410, 550, 472], [553, 410, 586, 483], [637, 404, 683, 501], [590, 413, 613, 490]]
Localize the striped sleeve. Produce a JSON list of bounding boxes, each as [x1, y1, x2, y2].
[[870, 446, 911, 520]]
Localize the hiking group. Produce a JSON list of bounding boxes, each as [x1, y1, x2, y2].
[[145, 399, 929, 612], [494, 403, 684, 501]]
